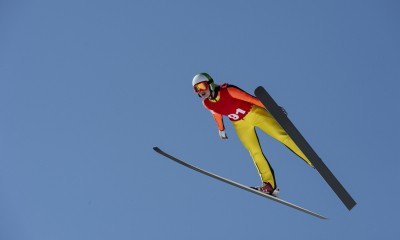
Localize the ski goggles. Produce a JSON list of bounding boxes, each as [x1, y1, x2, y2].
[[194, 82, 209, 93]]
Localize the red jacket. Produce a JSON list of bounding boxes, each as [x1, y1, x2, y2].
[[202, 84, 265, 131]]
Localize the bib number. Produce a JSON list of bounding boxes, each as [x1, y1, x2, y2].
[[228, 108, 247, 120]]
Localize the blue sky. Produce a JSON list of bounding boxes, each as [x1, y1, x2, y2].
[[1, 0, 399, 239]]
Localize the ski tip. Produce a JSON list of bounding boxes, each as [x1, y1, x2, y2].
[[254, 86, 265, 95], [153, 146, 160, 151]]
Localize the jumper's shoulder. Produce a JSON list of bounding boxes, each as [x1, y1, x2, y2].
[[220, 83, 229, 89]]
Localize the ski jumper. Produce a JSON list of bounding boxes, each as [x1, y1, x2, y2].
[[203, 84, 313, 189]]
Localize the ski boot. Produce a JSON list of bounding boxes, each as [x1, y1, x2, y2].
[[251, 182, 280, 197]]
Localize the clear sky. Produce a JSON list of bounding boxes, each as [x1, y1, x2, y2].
[[1, 0, 399, 239]]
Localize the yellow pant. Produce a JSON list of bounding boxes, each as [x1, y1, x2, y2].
[[232, 105, 313, 189]]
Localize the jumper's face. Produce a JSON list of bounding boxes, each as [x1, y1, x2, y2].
[[198, 88, 211, 99], [194, 82, 211, 99]]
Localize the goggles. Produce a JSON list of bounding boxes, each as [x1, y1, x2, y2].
[[194, 82, 209, 93]]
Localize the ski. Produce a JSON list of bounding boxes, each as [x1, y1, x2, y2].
[[254, 86, 356, 210], [153, 146, 327, 219]]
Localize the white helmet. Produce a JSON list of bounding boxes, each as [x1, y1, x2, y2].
[[192, 73, 215, 92]]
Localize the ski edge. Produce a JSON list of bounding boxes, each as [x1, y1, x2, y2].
[[153, 146, 327, 220]]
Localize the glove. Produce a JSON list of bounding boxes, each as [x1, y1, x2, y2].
[[219, 130, 228, 140]]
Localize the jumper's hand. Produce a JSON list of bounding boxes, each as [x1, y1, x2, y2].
[[219, 130, 228, 140]]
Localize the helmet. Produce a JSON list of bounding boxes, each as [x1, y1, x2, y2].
[[192, 73, 215, 92]]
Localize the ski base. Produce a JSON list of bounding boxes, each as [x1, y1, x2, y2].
[[254, 86, 356, 210], [153, 147, 327, 220]]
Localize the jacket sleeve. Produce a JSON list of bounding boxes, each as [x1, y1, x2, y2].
[[226, 86, 265, 108], [212, 112, 225, 131]]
